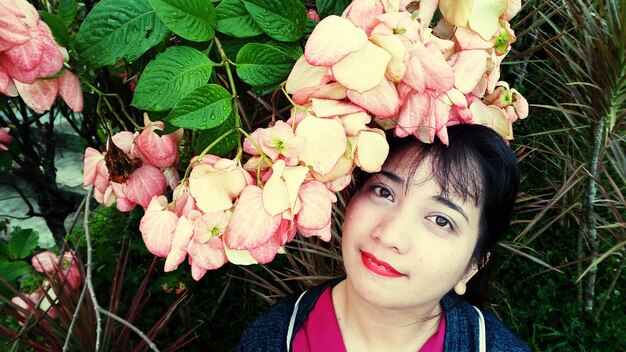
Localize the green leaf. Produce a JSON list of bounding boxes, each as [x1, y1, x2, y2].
[[59, 0, 78, 26], [0, 151, 12, 173], [236, 43, 295, 86], [148, 0, 217, 42], [38, 11, 70, 47], [131, 46, 214, 111], [216, 0, 263, 38], [316, 0, 350, 18], [8, 228, 39, 260], [265, 40, 303, 61], [166, 84, 232, 130], [0, 241, 9, 261], [75, 0, 169, 68], [0, 262, 30, 282], [305, 17, 317, 36], [193, 115, 238, 157], [242, 0, 306, 42]]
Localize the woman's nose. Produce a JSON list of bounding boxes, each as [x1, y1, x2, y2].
[[372, 211, 412, 254]]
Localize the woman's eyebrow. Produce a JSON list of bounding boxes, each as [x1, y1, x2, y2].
[[432, 195, 469, 223], [377, 170, 404, 185]]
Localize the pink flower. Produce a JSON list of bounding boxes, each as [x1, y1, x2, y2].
[[0, 0, 83, 112], [31, 251, 57, 273], [0, 127, 12, 150], [139, 196, 179, 257], [188, 156, 252, 213], [134, 116, 183, 168]]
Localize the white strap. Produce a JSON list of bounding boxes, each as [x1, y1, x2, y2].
[[286, 290, 308, 352], [472, 306, 486, 352]]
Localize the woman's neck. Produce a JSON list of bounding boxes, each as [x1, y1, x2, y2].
[[332, 280, 442, 352]]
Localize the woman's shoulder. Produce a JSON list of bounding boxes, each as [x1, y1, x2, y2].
[[236, 292, 300, 352], [236, 278, 342, 352], [482, 310, 531, 352], [443, 296, 530, 352]]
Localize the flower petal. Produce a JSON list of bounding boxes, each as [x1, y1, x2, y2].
[[189, 162, 247, 213], [285, 56, 329, 94], [368, 34, 406, 83], [468, 0, 508, 39], [139, 197, 178, 258], [224, 244, 258, 265], [13, 78, 58, 113], [187, 237, 227, 272], [224, 185, 282, 250], [347, 78, 399, 118], [295, 116, 347, 175], [296, 181, 333, 233], [332, 41, 391, 93], [450, 50, 488, 94], [164, 215, 194, 272], [305, 15, 368, 66], [123, 164, 167, 209], [311, 98, 364, 118], [353, 129, 389, 172], [31, 251, 58, 273], [58, 69, 83, 112]]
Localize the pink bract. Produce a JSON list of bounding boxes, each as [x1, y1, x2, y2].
[[0, 127, 12, 151]]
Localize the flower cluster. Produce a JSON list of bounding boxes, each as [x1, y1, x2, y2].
[[0, 0, 82, 112], [11, 251, 81, 320], [287, 0, 528, 144], [82, 0, 529, 279], [83, 115, 182, 212]]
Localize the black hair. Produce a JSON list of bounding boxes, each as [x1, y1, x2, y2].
[[355, 124, 520, 307]]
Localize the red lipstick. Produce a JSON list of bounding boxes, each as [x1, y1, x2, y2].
[[360, 251, 405, 278]]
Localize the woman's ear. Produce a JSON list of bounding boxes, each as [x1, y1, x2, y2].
[[453, 252, 490, 295]]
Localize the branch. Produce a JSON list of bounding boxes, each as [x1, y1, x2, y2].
[[83, 188, 103, 351], [0, 182, 42, 217], [97, 308, 159, 352], [81, 188, 160, 351]]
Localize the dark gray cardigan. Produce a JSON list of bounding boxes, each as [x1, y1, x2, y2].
[[237, 279, 530, 351]]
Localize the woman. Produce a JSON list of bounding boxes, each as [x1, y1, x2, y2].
[[237, 125, 530, 351]]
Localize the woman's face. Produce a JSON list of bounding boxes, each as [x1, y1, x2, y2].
[[341, 150, 483, 311]]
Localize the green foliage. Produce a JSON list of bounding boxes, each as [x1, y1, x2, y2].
[[149, 0, 217, 42], [0, 261, 30, 282], [236, 43, 297, 87], [166, 84, 233, 130], [216, 0, 264, 38], [316, 0, 351, 18], [75, 0, 170, 67], [38, 11, 70, 47], [7, 228, 39, 260], [242, 0, 307, 42], [193, 114, 239, 156], [58, 0, 78, 27], [131, 46, 216, 111]]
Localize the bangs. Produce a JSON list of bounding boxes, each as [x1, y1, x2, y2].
[[389, 137, 485, 207]]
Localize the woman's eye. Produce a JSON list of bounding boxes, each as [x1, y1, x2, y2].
[[426, 215, 454, 230], [371, 185, 393, 201]]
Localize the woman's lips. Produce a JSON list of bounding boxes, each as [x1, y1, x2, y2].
[[360, 251, 405, 277]]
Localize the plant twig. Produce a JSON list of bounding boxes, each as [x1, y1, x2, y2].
[[82, 188, 160, 351], [97, 308, 160, 352], [83, 188, 103, 351], [62, 282, 88, 351]]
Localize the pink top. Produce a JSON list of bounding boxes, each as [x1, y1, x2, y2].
[[292, 287, 446, 351]]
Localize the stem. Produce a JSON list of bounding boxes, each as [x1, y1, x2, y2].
[[84, 188, 103, 351], [214, 37, 245, 162], [97, 308, 160, 352], [581, 117, 605, 315], [81, 79, 142, 131], [214, 37, 241, 130]]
